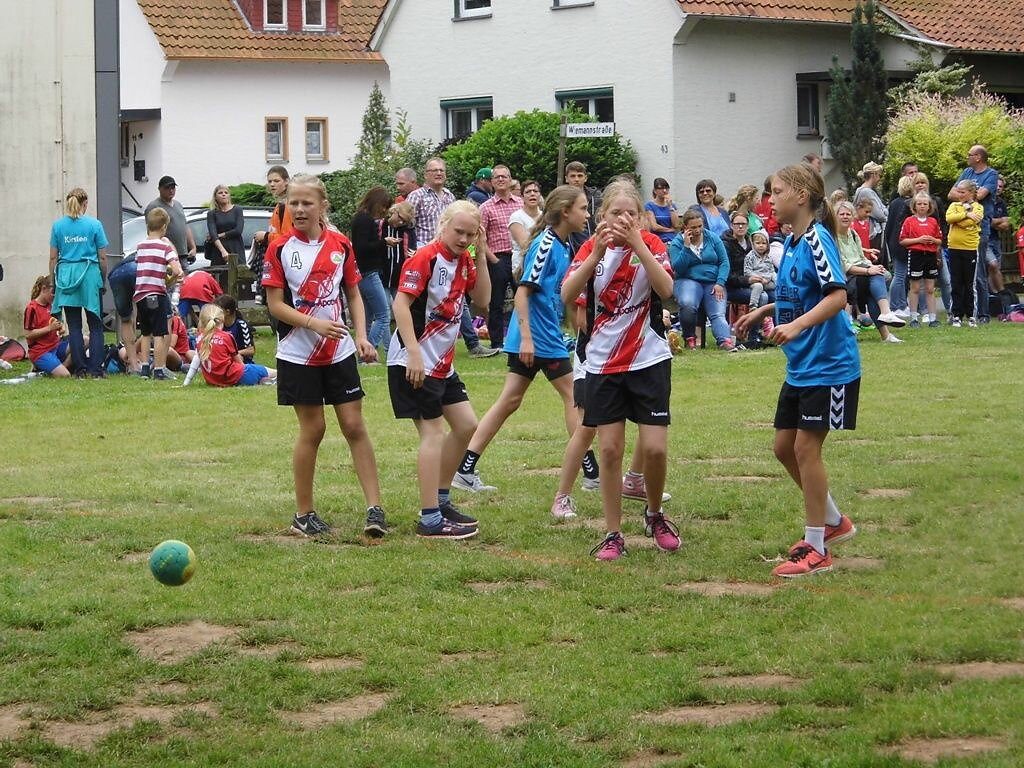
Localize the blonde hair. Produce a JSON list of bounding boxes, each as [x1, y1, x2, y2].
[[857, 161, 883, 180], [829, 189, 848, 207], [911, 191, 935, 215], [897, 175, 914, 198], [196, 303, 226, 363], [388, 201, 415, 227], [65, 188, 88, 219], [835, 200, 856, 217], [727, 184, 759, 213], [212, 184, 232, 209], [288, 173, 329, 202], [912, 172, 929, 189], [146, 207, 169, 233], [774, 163, 837, 237], [957, 179, 978, 195], [751, 230, 770, 244], [30, 274, 52, 300], [598, 180, 643, 219], [529, 185, 585, 242], [436, 200, 480, 240]]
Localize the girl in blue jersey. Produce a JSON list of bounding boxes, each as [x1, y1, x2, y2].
[[736, 163, 860, 578], [452, 186, 590, 501]]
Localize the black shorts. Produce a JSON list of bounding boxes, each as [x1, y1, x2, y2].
[[573, 377, 586, 409], [774, 378, 860, 431], [507, 353, 572, 381], [582, 359, 671, 427], [908, 250, 939, 280], [277, 356, 364, 406], [110, 277, 135, 320], [388, 366, 469, 420], [135, 293, 171, 336]]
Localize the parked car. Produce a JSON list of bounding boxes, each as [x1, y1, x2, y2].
[[121, 206, 143, 222]]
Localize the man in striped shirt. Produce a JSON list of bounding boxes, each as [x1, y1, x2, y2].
[[133, 207, 183, 379], [478, 164, 523, 350]]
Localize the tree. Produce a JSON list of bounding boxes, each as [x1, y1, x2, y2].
[[826, 0, 889, 190], [354, 81, 391, 169], [888, 49, 972, 108]]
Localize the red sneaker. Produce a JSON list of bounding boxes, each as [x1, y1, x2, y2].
[[772, 542, 833, 578], [684, 336, 697, 350], [762, 317, 775, 337], [825, 515, 857, 547], [590, 532, 627, 561], [644, 509, 681, 552]]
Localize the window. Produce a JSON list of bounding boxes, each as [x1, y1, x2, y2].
[[553, 0, 593, 7], [796, 83, 820, 136], [303, 0, 325, 30], [556, 88, 614, 122], [455, 0, 491, 19], [265, 117, 288, 162], [264, 0, 286, 30], [305, 118, 328, 162], [441, 97, 493, 139]]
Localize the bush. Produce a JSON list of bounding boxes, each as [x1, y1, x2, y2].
[[229, 183, 275, 207], [441, 109, 639, 197]]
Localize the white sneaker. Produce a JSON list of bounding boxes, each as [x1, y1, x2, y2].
[[883, 334, 903, 343], [968, 318, 978, 328], [951, 317, 962, 327], [876, 311, 906, 327], [581, 477, 600, 492], [550, 494, 578, 520], [893, 308, 912, 319], [451, 471, 497, 493]]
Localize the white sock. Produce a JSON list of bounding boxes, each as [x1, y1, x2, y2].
[[910, 312, 919, 321], [805, 526, 826, 555], [928, 313, 936, 322], [825, 493, 842, 526]]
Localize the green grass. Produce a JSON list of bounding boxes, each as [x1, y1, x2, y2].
[[1, 324, 1023, 767]]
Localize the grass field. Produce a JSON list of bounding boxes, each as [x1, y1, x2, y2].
[[1, 322, 1023, 767]]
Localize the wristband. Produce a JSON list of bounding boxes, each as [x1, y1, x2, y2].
[[306, 315, 313, 329]]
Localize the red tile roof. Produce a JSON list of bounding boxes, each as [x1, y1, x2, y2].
[[677, 0, 1024, 53], [136, 0, 386, 62]]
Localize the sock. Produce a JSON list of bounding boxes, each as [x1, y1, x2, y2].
[[437, 488, 450, 506], [582, 450, 599, 480], [625, 471, 642, 480], [459, 450, 480, 475], [645, 507, 662, 520], [910, 311, 919, 321], [824, 493, 842, 527], [928, 313, 936, 322], [420, 508, 443, 528], [805, 526, 826, 555]]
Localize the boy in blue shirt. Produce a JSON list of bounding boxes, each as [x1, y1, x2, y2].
[[736, 164, 861, 578]]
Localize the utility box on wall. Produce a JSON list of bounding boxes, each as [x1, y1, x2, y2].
[[134, 159, 146, 182]]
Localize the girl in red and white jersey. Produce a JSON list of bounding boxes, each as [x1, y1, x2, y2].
[[182, 303, 275, 388], [261, 174, 388, 540], [560, 181, 680, 561]]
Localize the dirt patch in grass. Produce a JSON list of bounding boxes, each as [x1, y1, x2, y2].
[[742, 421, 773, 429], [523, 467, 561, 476], [575, 517, 608, 531], [860, 488, 910, 499], [118, 550, 150, 563], [705, 475, 776, 483], [303, 657, 364, 671], [450, 703, 527, 735], [237, 532, 313, 547], [834, 557, 884, 571], [280, 692, 391, 728], [132, 682, 190, 701], [236, 640, 301, 658], [441, 651, 497, 663], [465, 579, 549, 593], [880, 736, 1007, 763], [1000, 597, 1024, 610], [0, 704, 31, 740], [644, 703, 778, 727], [935, 661, 1024, 680], [902, 434, 947, 442], [621, 750, 687, 767], [125, 621, 239, 664], [666, 582, 776, 598], [704, 674, 802, 690], [40, 701, 216, 749], [689, 457, 745, 465]]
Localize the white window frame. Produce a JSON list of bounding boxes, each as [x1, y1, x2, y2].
[[556, 88, 614, 122], [796, 82, 821, 137], [455, 0, 491, 20], [305, 117, 329, 162], [302, 0, 326, 30], [265, 117, 288, 162], [441, 98, 493, 140], [264, 0, 287, 30]]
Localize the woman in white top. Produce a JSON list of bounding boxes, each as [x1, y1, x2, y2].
[[509, 180, 543, 279]]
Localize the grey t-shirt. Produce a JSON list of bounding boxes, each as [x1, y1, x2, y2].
[[144, 197, 188, 255]]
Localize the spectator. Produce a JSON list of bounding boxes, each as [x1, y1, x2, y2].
[[802, 153, 824, 173], [723, 212, 755, 304], [983, 175, 1009, 313], [133, 207, 183, 380], [669, 208, 736, 351], [509, 180, 543, 279], [351, 186, 394, 355], [205, 185, 245, 267], [182, 303, 276, 388], [381, 202, 417, 299], [643, 178, 679, 244], [829, 189, 848, 208], [145, 176, 196, 264], [564, 160, 603, 251], [851, 199, 880, 262], [690, 179, 730, 238], [910, 172, 952, 319], [901, 161, 918, 178], [884, 175, 915, 315], [754, 176, 779, 235], [23, 275, 71, 377], [744, 230, 776, 314], [769, 222, 793, 269], [107, 255, 140, 373], [394, 167, 419, 203], [48, 188, 109, 378], [178, 270, 223, 325], [478, 164, 523, 351], [946, 179, 984, 327], [165, 313, 194, 372], [509, 179, 522, 198], [254, 166, 292, 248], [899, 192, 944, 328], [950, 145, 998, 322], [466, 168, 493, 206], [853, 162, 887, 262], [214, 294, 255, 363], [727, 184, 765, 233]]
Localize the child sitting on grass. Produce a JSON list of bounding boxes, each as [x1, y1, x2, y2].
[[214, 294, 255, 363], [23, 275, 71, 377], [183, 303, 275, 387]]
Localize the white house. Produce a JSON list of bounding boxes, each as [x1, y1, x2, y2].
[[120, 0, 389, 210]]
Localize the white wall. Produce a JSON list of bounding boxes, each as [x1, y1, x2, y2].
[[378, 0, 684, 187], [121, 119, 162, 210], [119, 0, 164, 110], [0, 1, 97, 333]]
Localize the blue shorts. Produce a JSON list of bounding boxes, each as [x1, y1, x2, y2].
[[238, 363, 269, 386], [35, 340, 70, 374]]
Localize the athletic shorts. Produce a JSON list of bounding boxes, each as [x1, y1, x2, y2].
[[507, 354, 572, 382], [582, 359, 671, 427], [388, 366, 469, 420], [238, 364, 269, 386], [109, 277, 135, 320], [135, 293, 171, 336], [277, 356, 363, 406], [573, 377, 586, 409], [774, 378, 860, 432], [33, 339, 69, 374], [908, 250, 939, 281]]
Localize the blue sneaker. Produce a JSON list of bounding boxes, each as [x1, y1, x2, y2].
[[139, 363, 151, 378], [416, 518, 478, 539], [440, 499, 478, 528]]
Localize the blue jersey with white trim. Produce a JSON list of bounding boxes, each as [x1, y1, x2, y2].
[[503, 228, 570, 359], [775, 223, 860, 387]]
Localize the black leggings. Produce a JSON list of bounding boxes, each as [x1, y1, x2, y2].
[[948, 248, 977, 319]]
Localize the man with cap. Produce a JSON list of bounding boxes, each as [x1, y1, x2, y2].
[[466, 168, 493, 206], [145, 176, 196, 263]]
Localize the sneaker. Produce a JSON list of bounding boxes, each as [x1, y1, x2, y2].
[[581, 477, 600, 492], [291, 511, 332, 537], [877, 311, 907, 327], [622, 474, 672, 504], [951, 317, 962, 328], [762, 317, 775, 337], [772, 542, 833, 578], [551, 493, 578, 520], [153, 368, 176, 380], [644, 508, 681, 552], [883, 334, 903, 344], [440, 499, 478, 528], [825, 515, 857, 547], [893, 308, 912, 320], [719, 340, 740, 353], [363, 505, 389, 538], [928, 320, 940, 328], [968, 318, 977, 328], [851, 324, 862, 336], [684, 336, 696, 350], [416, 518, 478, 539], [139, 363, 151, 378], [451, 471, 497, 493], [857, 315, 875, 328], [590, 532, 626, 561], [909, 319, 920, 328], [468, 345, 500, 358], [979, 316, 991, 324]]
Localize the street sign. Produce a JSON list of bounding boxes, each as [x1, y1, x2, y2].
[[565, 122, 615, 138]]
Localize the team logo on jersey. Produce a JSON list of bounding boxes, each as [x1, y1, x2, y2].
[[601, 275, 633, 310], [330, 251, 344, 264], [461, 266, 468, 280], [629, 250, 642, 266]]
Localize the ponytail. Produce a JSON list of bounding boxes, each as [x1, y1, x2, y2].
[[774, 163, 836, 239], [195, 303, 225, 363], [30, 275, 51, 300], [65, 188, 88, 219]]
